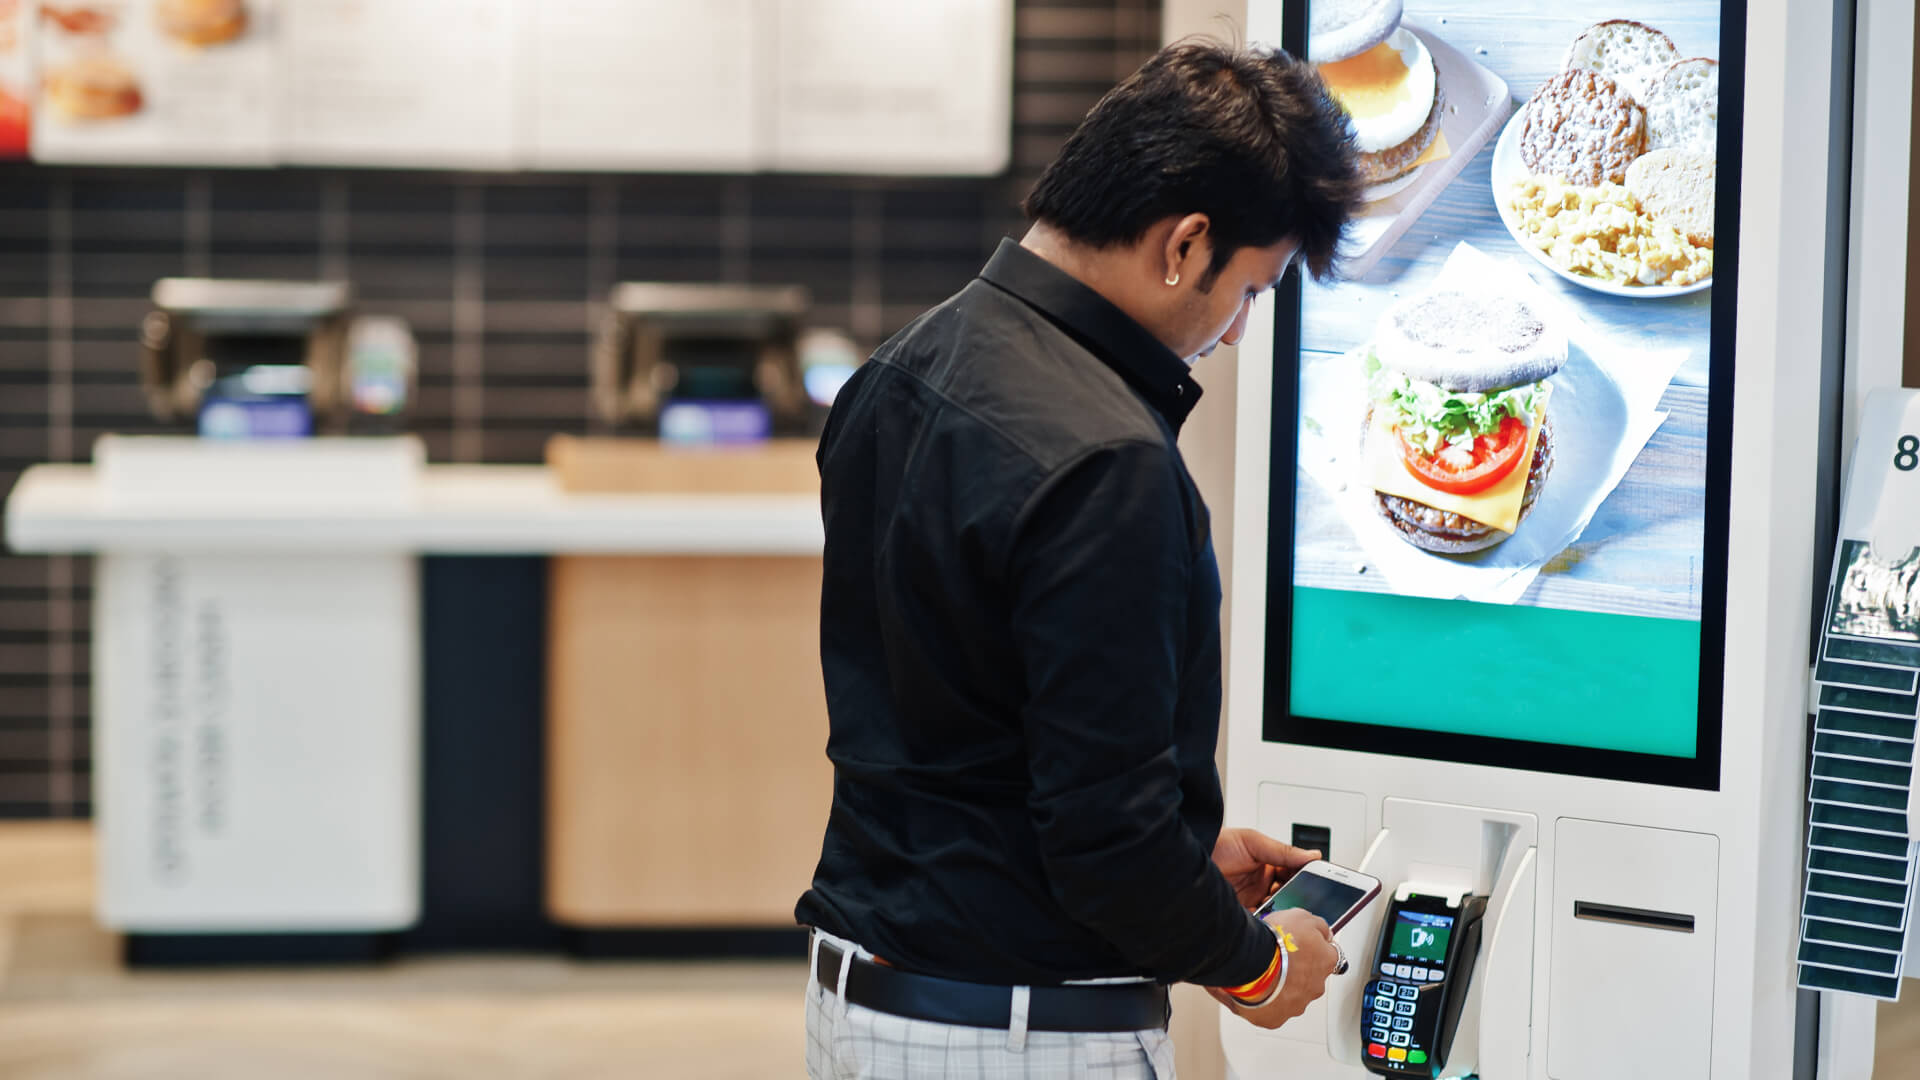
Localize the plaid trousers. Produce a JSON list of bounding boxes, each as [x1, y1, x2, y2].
[[804, 930, 1177, 1080]]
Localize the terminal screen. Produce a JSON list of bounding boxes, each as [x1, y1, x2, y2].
[[1265, 0, 1740, 788], [1389, 912, 1453, 965]]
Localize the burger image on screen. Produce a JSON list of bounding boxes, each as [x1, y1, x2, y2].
[[1310, 0, 1446, 193], [44, 52, 141, 121], [1360, 289, 1565, 554], [157, 0, 247, 47]]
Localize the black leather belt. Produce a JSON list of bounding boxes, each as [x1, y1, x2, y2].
[[814, 941, 1170, 1033]]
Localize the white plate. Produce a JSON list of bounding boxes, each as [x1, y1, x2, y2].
[[1489, 108, 1712, 299]]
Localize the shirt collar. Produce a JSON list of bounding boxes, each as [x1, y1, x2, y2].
[[978, 238, 1203, 430]]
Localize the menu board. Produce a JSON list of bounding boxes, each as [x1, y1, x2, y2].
[[765, 0, 1012, 175], [1270, 2, 1732, 786], [7, 0, 1013, 174], [279, 0, 516, 169], [519, 0, 758, 172], [30, 0, 277, 164]]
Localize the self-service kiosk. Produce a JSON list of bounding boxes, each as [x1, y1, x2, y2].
[[1221, 0, 1907, 1077]]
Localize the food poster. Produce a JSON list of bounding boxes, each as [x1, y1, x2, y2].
[[0, 0, 28, 155], [1283, 1, 1724, 759], [31, 0, 276, 164], [278, 0, 516, 169]]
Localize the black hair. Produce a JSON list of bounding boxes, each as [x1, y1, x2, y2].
[[1022, 39, 1363, 285]]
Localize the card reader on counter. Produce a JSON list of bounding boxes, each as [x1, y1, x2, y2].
[[138, 278, 414, 438], [1361, 885, 1487, 1076]]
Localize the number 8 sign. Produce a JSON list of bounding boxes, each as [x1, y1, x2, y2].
[[1842, 390, 1920, 560]]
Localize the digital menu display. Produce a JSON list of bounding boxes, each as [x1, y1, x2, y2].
[[1267, 1, 1742, 787]]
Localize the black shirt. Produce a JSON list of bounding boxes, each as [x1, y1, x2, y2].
[[795, 239, 1274, 989]]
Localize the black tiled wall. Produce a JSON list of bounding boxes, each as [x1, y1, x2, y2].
[[0, 0, 1162, 818]]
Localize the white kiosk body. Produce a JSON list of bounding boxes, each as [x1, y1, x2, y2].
[[1219, 0, 1900, 1076], [88, 438, 422, 932]]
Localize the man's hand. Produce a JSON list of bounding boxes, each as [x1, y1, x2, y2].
[[1212, 827, 1322, 910], [1209, 907, 1341, 1030]]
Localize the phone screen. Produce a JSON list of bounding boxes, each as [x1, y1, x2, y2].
[[1257, 869, 1371, 928]]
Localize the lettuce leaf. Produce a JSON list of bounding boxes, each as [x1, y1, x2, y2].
[[1362, 347, 1544, 457]]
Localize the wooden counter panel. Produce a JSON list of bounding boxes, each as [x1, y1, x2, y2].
[[545, 554, 831, 927], [548, 437, 820, 495]]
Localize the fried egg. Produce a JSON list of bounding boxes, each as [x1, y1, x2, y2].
[[1317, 28, 1436, 154]]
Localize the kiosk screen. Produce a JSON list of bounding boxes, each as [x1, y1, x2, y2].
[[1267, 1, 1741, 787]]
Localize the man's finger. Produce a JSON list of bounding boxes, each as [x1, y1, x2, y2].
[[1235, 829, 1322, 873]]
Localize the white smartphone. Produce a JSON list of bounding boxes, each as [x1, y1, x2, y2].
[[1253, 859, 1383, 933]]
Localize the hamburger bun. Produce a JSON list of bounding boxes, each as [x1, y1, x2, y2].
[[1317, 23, 1443, 190], [157, 0, 248, 47], [1309, 0, 1404, 63], [1626, 148, 1715, 248], [1365, 290, 1564, 555], [1369, 411, 1555, 554], [1374, 290, 1567, 392], [44, 54, 142, 121]]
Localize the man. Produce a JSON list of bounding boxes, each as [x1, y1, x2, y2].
[[798, 40, 1364, 1078]]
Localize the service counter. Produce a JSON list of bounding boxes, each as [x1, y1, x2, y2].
[[2, 436, 831, 960]]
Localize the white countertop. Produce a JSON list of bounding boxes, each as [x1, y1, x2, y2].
[[3, 464, 824, 555]]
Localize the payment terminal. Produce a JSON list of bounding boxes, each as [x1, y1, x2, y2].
[[1361, 885, 1488, 1076]]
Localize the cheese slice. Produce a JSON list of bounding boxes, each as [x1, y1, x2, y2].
[[1408, 129, 1451, 170], [1365, 387, 1549, 534]]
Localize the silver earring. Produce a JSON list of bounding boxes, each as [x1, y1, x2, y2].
[[1165, 272, 1180, 287]]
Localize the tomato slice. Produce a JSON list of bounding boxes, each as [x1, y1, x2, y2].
[[1395, 415, 1530, 495]]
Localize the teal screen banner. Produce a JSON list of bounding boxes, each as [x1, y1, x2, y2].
[[1290, 587, 1702, 758]]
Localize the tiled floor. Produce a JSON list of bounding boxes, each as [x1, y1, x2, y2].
[[0, 824, 1224, 1080], [0, 823, 808, 1079], [0, 823, 1914, 1079]]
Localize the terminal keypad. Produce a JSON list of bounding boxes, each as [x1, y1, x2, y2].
[[1364, 975, 1435, 1070]]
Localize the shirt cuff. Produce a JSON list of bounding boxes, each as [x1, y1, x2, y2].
[[1198, 909, 1283, 988]]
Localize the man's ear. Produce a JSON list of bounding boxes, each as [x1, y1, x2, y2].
[[1162, 213, 1212, 285]]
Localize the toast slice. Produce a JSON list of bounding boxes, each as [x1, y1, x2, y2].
[[1563, 19, 1678, 100], [1645, 57, 1719, 157], [1626, 148, 1715, 249]]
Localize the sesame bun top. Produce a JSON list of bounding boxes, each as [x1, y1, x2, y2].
[[1373, 290, 1568, 392]]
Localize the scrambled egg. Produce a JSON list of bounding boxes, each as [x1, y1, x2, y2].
[[1505, 177, 1712, 287]]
